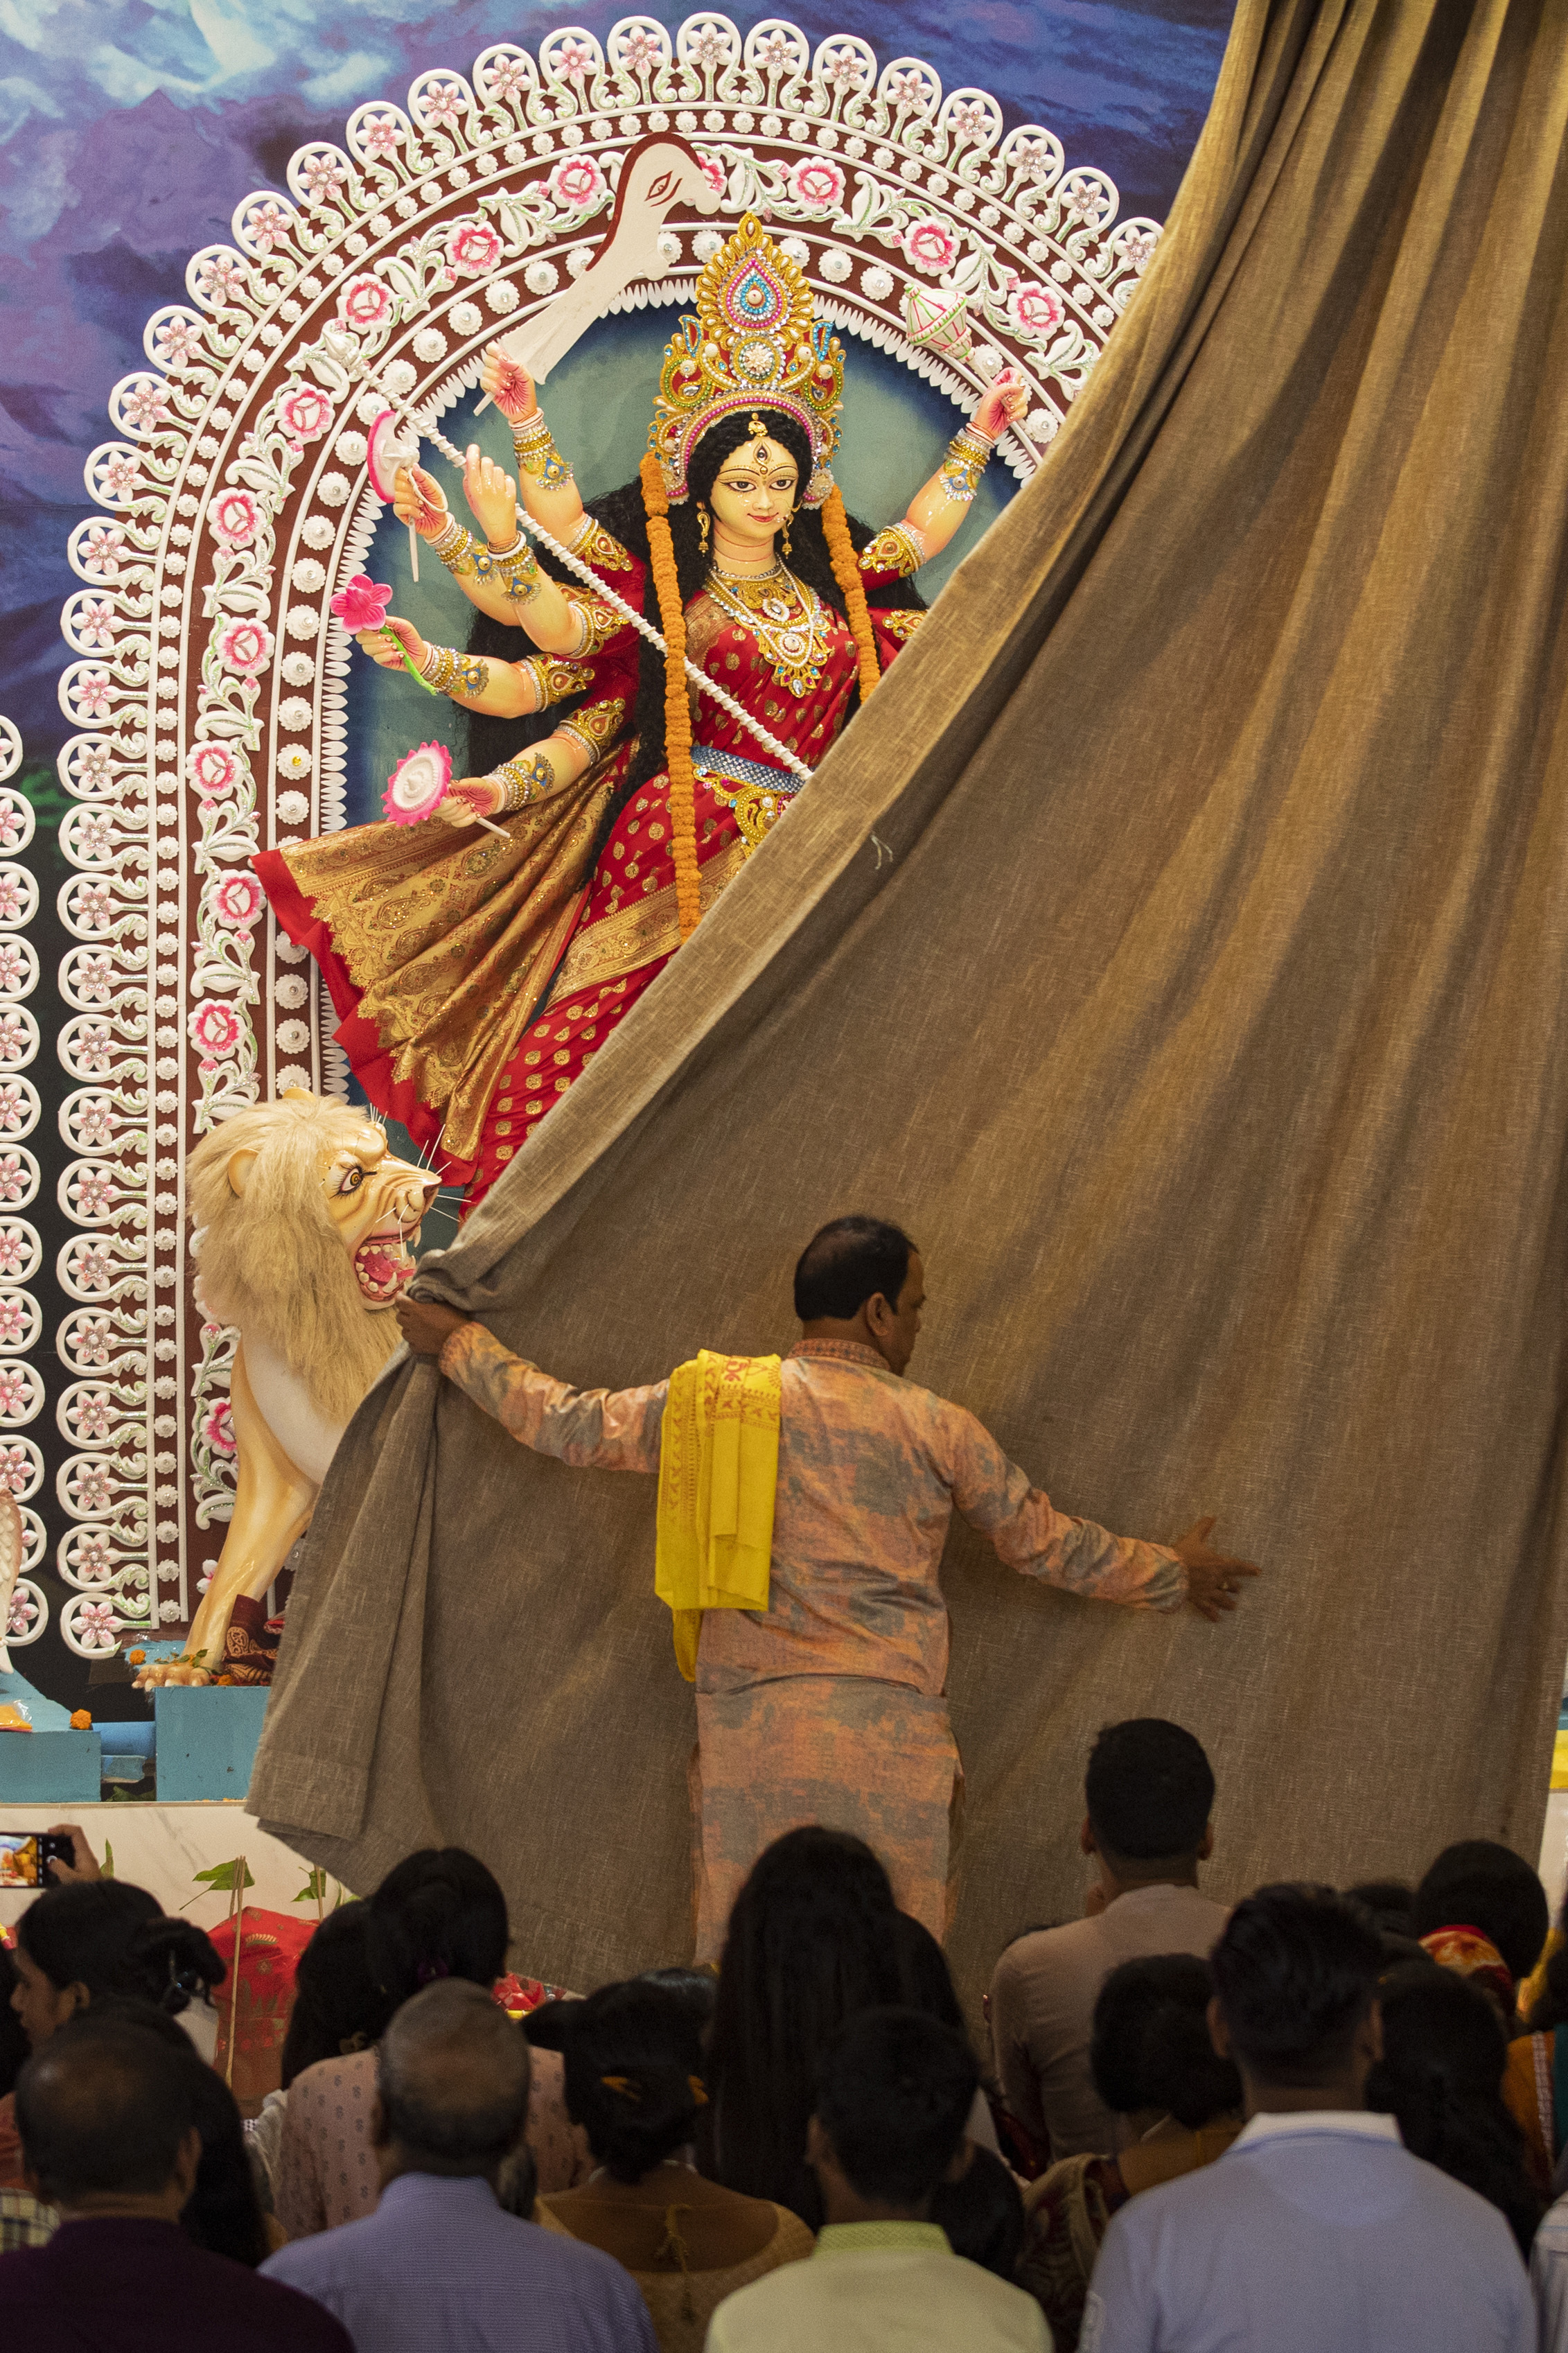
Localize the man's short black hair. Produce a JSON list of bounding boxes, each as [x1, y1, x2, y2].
[[1090, 1954, 1241, 2128], [1210, 1883, 1383, 2085], [1084, 1719, 1215, 1862], [793, 1216, 916, 1324], [1413, 1841, 1549, 1987], [814, 2006, 976, 2207], [17, 2015, 194, 2204]]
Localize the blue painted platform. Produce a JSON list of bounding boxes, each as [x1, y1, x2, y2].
[[153, 1686, 270, 1801], [0, 1729, 103, 1803]]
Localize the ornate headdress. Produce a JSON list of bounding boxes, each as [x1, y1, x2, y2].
[[648, 214, 844, 505]]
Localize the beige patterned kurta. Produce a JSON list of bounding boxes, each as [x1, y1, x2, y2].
[[439, 1327, 1187, 1957]]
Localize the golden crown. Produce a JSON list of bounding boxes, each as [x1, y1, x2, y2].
[[648, 214, 845, 505]]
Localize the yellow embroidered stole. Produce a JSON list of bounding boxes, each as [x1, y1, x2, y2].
[[655, 1352, 781, 1681]]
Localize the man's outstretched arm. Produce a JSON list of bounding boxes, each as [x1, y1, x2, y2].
[[944, 1402, 1260, 1621], [398, 1298, 664, 1474]]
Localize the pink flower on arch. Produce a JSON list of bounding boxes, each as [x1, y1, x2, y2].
[[0, 877, 26, 927], [361, 116, 403, 160], [1007, 280, 1064, 340], [447, 219, 503, 277], [189, 999, 242, 1068], [74, 1599, 121, 1651], [7, 1585, 37, 1637], [330, 572, 393, 632], [0, 1442, 35, 1498], [547, 155, 605, 213], [0, 1083, 33, 1134], [202, 1399, 236, 1458], [186, 742, 240, 800], [63, 1314, 114, 1366], [210, 487, 261, 548], [789, 157, 844, 214], [0, 1365, 32, 1418], [75, 599, 118, 651], [904, 218, 959, 276], [211, 873, 263, 931], [73, 670, 114, 723], [278, 385, 333, 442], [337, 274, 392, 331], [218, 617, 274, 677], [695, 151, 726, 198]]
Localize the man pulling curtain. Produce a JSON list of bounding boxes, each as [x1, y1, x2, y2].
[[396, 1218, 1258, 1958]]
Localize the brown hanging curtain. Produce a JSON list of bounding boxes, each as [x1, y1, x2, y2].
[[251, 0, 1568, 2007]]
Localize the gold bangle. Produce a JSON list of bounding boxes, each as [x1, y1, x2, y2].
[[420, 645, 491, 699], [431, 518, 481, 578], [511, 409, 574, 491], [938, 424, 994, 505], [470, 535, 541, 603], [487, 750, 554, 812]]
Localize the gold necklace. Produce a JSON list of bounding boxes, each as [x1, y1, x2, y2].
[[704, 561, 831, 698]]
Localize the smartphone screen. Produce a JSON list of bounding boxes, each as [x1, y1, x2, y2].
[[0, 1832, 72, 1889]]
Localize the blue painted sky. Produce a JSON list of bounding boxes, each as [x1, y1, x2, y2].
[[0, 1, 1232, 751]]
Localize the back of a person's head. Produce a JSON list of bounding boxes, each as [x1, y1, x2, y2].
[[637, 1965, 718, 2031], [1210, 1883, 1382, 2084], [281, 1900, 394, 2088], [17, 1880, 225, 2018], [892, 1912, 965, 2035], [816, 2006, 977, 2208], [1084, 1720, 1215, 1866], [565, 1979, 707, 2183], [0, 1943, 28, 2100], [1346, 1880, 1416, 1937], [378, 1978, 531, 2175], [1091, 1954, 1242, 2129], [15, 2013, 194, 2208], [1413, 1842, 1549, 1988], [930, 2143, 1025, 2277], [1366, 1963, 1544, 2257], [367, 1847, 509, 2008], [793, 1216, 915, 1322], [707, 1827, 902, 2211], [55, 2000, 268, 2266]]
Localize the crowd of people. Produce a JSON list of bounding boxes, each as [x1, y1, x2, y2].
[[3, 1716, 1566, 2348]]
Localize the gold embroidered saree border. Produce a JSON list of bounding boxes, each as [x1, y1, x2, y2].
[[550, 836, 748, 1001]]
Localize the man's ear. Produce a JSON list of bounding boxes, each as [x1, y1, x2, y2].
[[942, 2134, 976, 2187], [1198, 1823, 1215, 1862], [863, 1291, 893, 1336], [369, 2093, 391, 2151], [171, 2124, 202, 2207], [226, 1148, 259, 1198], [1357, 1998, 1384, 2069], [1207, 1993, 1232, 2061], [1080, 1816, 1097, 1860]]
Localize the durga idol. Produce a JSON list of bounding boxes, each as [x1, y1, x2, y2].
[[257, 217, 1025, 1211]]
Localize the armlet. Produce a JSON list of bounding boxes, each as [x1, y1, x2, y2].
[[858, 522, 926, 579]]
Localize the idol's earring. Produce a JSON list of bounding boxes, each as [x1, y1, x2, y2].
[[698, 504, 710, 557], [782, 505, 796, 558]]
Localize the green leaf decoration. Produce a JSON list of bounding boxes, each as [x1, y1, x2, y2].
[[191, 1857, 256, 1895], [101, 1840, 114, 1878], [292, 1867, 328, 1905]]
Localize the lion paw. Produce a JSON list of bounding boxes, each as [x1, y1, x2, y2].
[[132, 1659, 213, 1690]]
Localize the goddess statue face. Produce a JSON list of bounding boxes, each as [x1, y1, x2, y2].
[[707, 435, 799, 551]]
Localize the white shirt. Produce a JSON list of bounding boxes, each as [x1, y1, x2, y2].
[[705, 2220, 1047, 2352], [1533, 2188, 1568, 2350]]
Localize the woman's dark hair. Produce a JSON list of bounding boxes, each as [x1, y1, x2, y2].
[[1366, 1963, 1544, 2257], [16, 1881, 225, 2018], [466, 403, 924, 841], [930, 2143, 1025, 2278], [1346, 1880, 1417, 1938], [563, 1979, 707, 2184], [703, 1826, 904, 2223], [280, 1900, 394, 2089], [71, 2000, 270, 2266], [367, 1847, 509, 2008], [1210, 1884, 1382, 2083], [0, 1943, 30, 2100], [793, 1216, 917, 1325], [1089, 1955, 1241, 2129], [520, 1997, 581, 2053], [1413, 1842, 1549, 1988]]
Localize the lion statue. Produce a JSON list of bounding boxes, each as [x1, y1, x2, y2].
[[136, 1091, 438, 1689]]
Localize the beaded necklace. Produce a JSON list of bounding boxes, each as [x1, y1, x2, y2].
[[703, 559, 834, 699]]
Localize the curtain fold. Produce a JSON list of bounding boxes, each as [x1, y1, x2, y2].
[[252, 0, 1568, 2009]]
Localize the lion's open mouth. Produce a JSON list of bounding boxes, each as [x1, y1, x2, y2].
[[353, 1222, 416, 1305]]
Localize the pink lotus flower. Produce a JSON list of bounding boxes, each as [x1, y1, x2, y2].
[[278, 385, 333, 442], [210, 487, 261, 548], [789, 158, 844, 213], [189, 999, 242, 1067], [186, 742, 240, 799], [338, 274, 392, 330], [447, 220, 502, 277], [1007, 281, 1064, 339], [218, 617, 274, 677], [547, 155, 604, 212], [904, 218, 959, 276], [211, 873, 263, 930], [202, 1399, 236, 1457], [331, 573, 394, 632]]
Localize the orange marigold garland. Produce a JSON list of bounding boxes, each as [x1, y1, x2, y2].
[[821, 484, 881, 703], [640, 454, 701, 941]]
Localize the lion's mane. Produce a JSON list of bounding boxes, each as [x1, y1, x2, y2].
[[188, 1095, 400, 1428]]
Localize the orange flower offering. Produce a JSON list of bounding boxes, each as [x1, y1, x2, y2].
[[126, 1650, 146, 1665], [69, 1708, 92, 1730]]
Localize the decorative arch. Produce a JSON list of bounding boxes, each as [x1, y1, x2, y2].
[[46, 17, 1161, 1659]]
